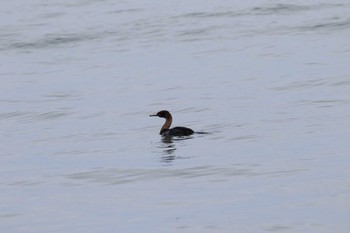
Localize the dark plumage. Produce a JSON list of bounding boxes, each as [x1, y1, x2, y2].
[[150, 110, 194, 136]]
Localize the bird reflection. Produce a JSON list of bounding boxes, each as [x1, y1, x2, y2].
[[158, 135, 193, 163], [159, 135, 176, 162], [162, 135, 174, 144]]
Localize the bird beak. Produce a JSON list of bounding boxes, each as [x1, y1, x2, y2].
[[149, 114, 157, 117]]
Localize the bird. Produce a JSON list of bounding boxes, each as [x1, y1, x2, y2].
[[150, 110, 194, 136]]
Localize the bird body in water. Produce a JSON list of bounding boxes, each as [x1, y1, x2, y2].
[[150, 110, 194, 136]]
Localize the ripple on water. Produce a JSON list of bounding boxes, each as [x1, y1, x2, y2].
[[0, 111, 73, 123], [8, 33, 98, 50], [66, 166, 305, 186]]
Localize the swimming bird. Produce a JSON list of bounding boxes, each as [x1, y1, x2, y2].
[[150, 110, 194, 136]]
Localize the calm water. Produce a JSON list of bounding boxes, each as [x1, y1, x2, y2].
[[1, 0, 350, 232]]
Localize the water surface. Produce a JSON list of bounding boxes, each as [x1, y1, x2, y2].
[[1, 1, 350, 232]]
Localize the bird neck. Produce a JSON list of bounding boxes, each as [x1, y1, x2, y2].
[[160, 116, 172, 133]]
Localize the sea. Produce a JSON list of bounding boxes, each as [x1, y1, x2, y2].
[[1, 0, 350, 232]]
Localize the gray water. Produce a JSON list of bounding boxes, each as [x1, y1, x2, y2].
[[1, 0, 350, 232]]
